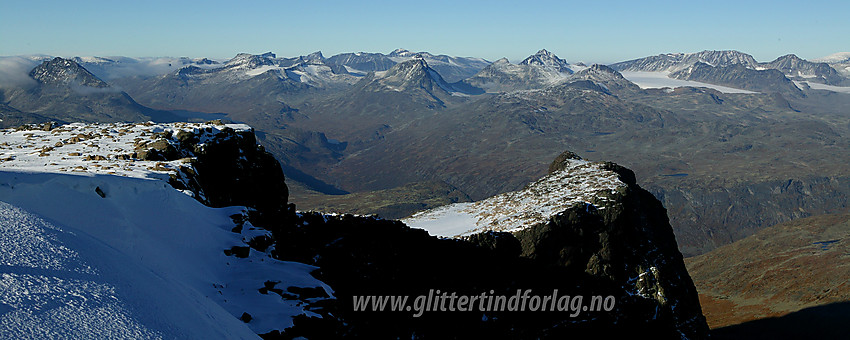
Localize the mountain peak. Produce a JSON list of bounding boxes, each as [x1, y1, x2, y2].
[[225, 53, 277, 69], [29, 57, 109, 88], [304, 51, 325, 61], [370, 58, 457, 95], [389, 48, 413, 57], [520, 49, 572, 74], [493, 57, 511, 64]]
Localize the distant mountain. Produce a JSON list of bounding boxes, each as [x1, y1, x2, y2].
[[669, 62, 802, 94], [762, 54, 846, 86], [324, 52, 397, 75], [612, 50, 849, 87], [609, 53, 686, 72], [567, 64, 641, 94], [30, 57, 110, 88], [520, 49, 573, 74], [361, 58, 456, 94], [0, 57, 176, 126], [458, 50, 574, 93], [114, 52, 357, 117], [611, 50, 759, 73], [72, 55, 221, 80], [814, 52, 850, 78], [386, 49, 490, 83]]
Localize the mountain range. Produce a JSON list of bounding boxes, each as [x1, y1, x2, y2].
[[5, 48, 849, 258]]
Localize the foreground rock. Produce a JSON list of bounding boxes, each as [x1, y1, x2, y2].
[[278, 151, 708, 338]]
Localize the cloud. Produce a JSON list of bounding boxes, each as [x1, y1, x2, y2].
[[0, 57, 39, 88]]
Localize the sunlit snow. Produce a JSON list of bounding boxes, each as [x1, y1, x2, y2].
[[404, 159, 625, 237], [620, 71, 756, 94]]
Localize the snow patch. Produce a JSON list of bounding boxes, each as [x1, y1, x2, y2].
[[404, 159, 625, 236], [620, 71, 756, 94]]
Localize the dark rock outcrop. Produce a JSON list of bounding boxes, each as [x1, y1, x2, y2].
[[267, 151, 708, 339], [132, 122, 289, 223], [512, 155, 707, 337]]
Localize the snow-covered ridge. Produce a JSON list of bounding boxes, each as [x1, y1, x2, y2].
[[0, 121, 331, 338], [0, 121, 251, 182], [403, 159, 625, 237]]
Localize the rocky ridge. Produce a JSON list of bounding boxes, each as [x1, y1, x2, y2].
[[404, 151, 709, 338]]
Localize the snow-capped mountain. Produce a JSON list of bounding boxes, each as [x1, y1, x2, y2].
[[611, 50, 849, 88], [669, 62, 803, 94], [324, 51, 396, 75], [608, 53, 685, 72], [0, 58, 177, 126], [0, 122, 331, 338], [458, 50, 574, 93], [566, 64, 641, 94], [814, 52, 850, 64], [762, 54, 846, 86], [814, 52, 850, 78], [386, 49, 490, 83], [29, 57, 109, 88], [520, 49, 574, 74], [610, 50, 758, 73], [360, 58, 464, 97]]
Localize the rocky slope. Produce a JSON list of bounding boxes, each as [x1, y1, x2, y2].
[[685, 211, 850, 338]]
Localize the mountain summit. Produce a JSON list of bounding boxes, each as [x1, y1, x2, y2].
[[520, 49, 573, 74], [367, 58, 455, 95], [29, 57, 109, 88]]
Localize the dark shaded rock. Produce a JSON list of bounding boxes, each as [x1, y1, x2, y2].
[[224, 246, 250, 258], [94, 186, 106, 198], [240, 312, 252, 323]]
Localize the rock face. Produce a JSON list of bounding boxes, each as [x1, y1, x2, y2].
[[517, 156, 707, 336], [404, 151, 708, 338], [133, 122, 290, 222]]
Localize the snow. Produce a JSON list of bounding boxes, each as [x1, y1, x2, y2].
[[404, 159, 625, 237], [795, 81, 850, 94], [620, 71, 756, 94], [245, 65, 282, 77], [0, 122, 251, 181], [0, 122, 330, 338], [813, 52, 850, 64]]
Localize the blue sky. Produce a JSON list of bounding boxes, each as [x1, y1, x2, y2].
[[1, 0, 847, 63]]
